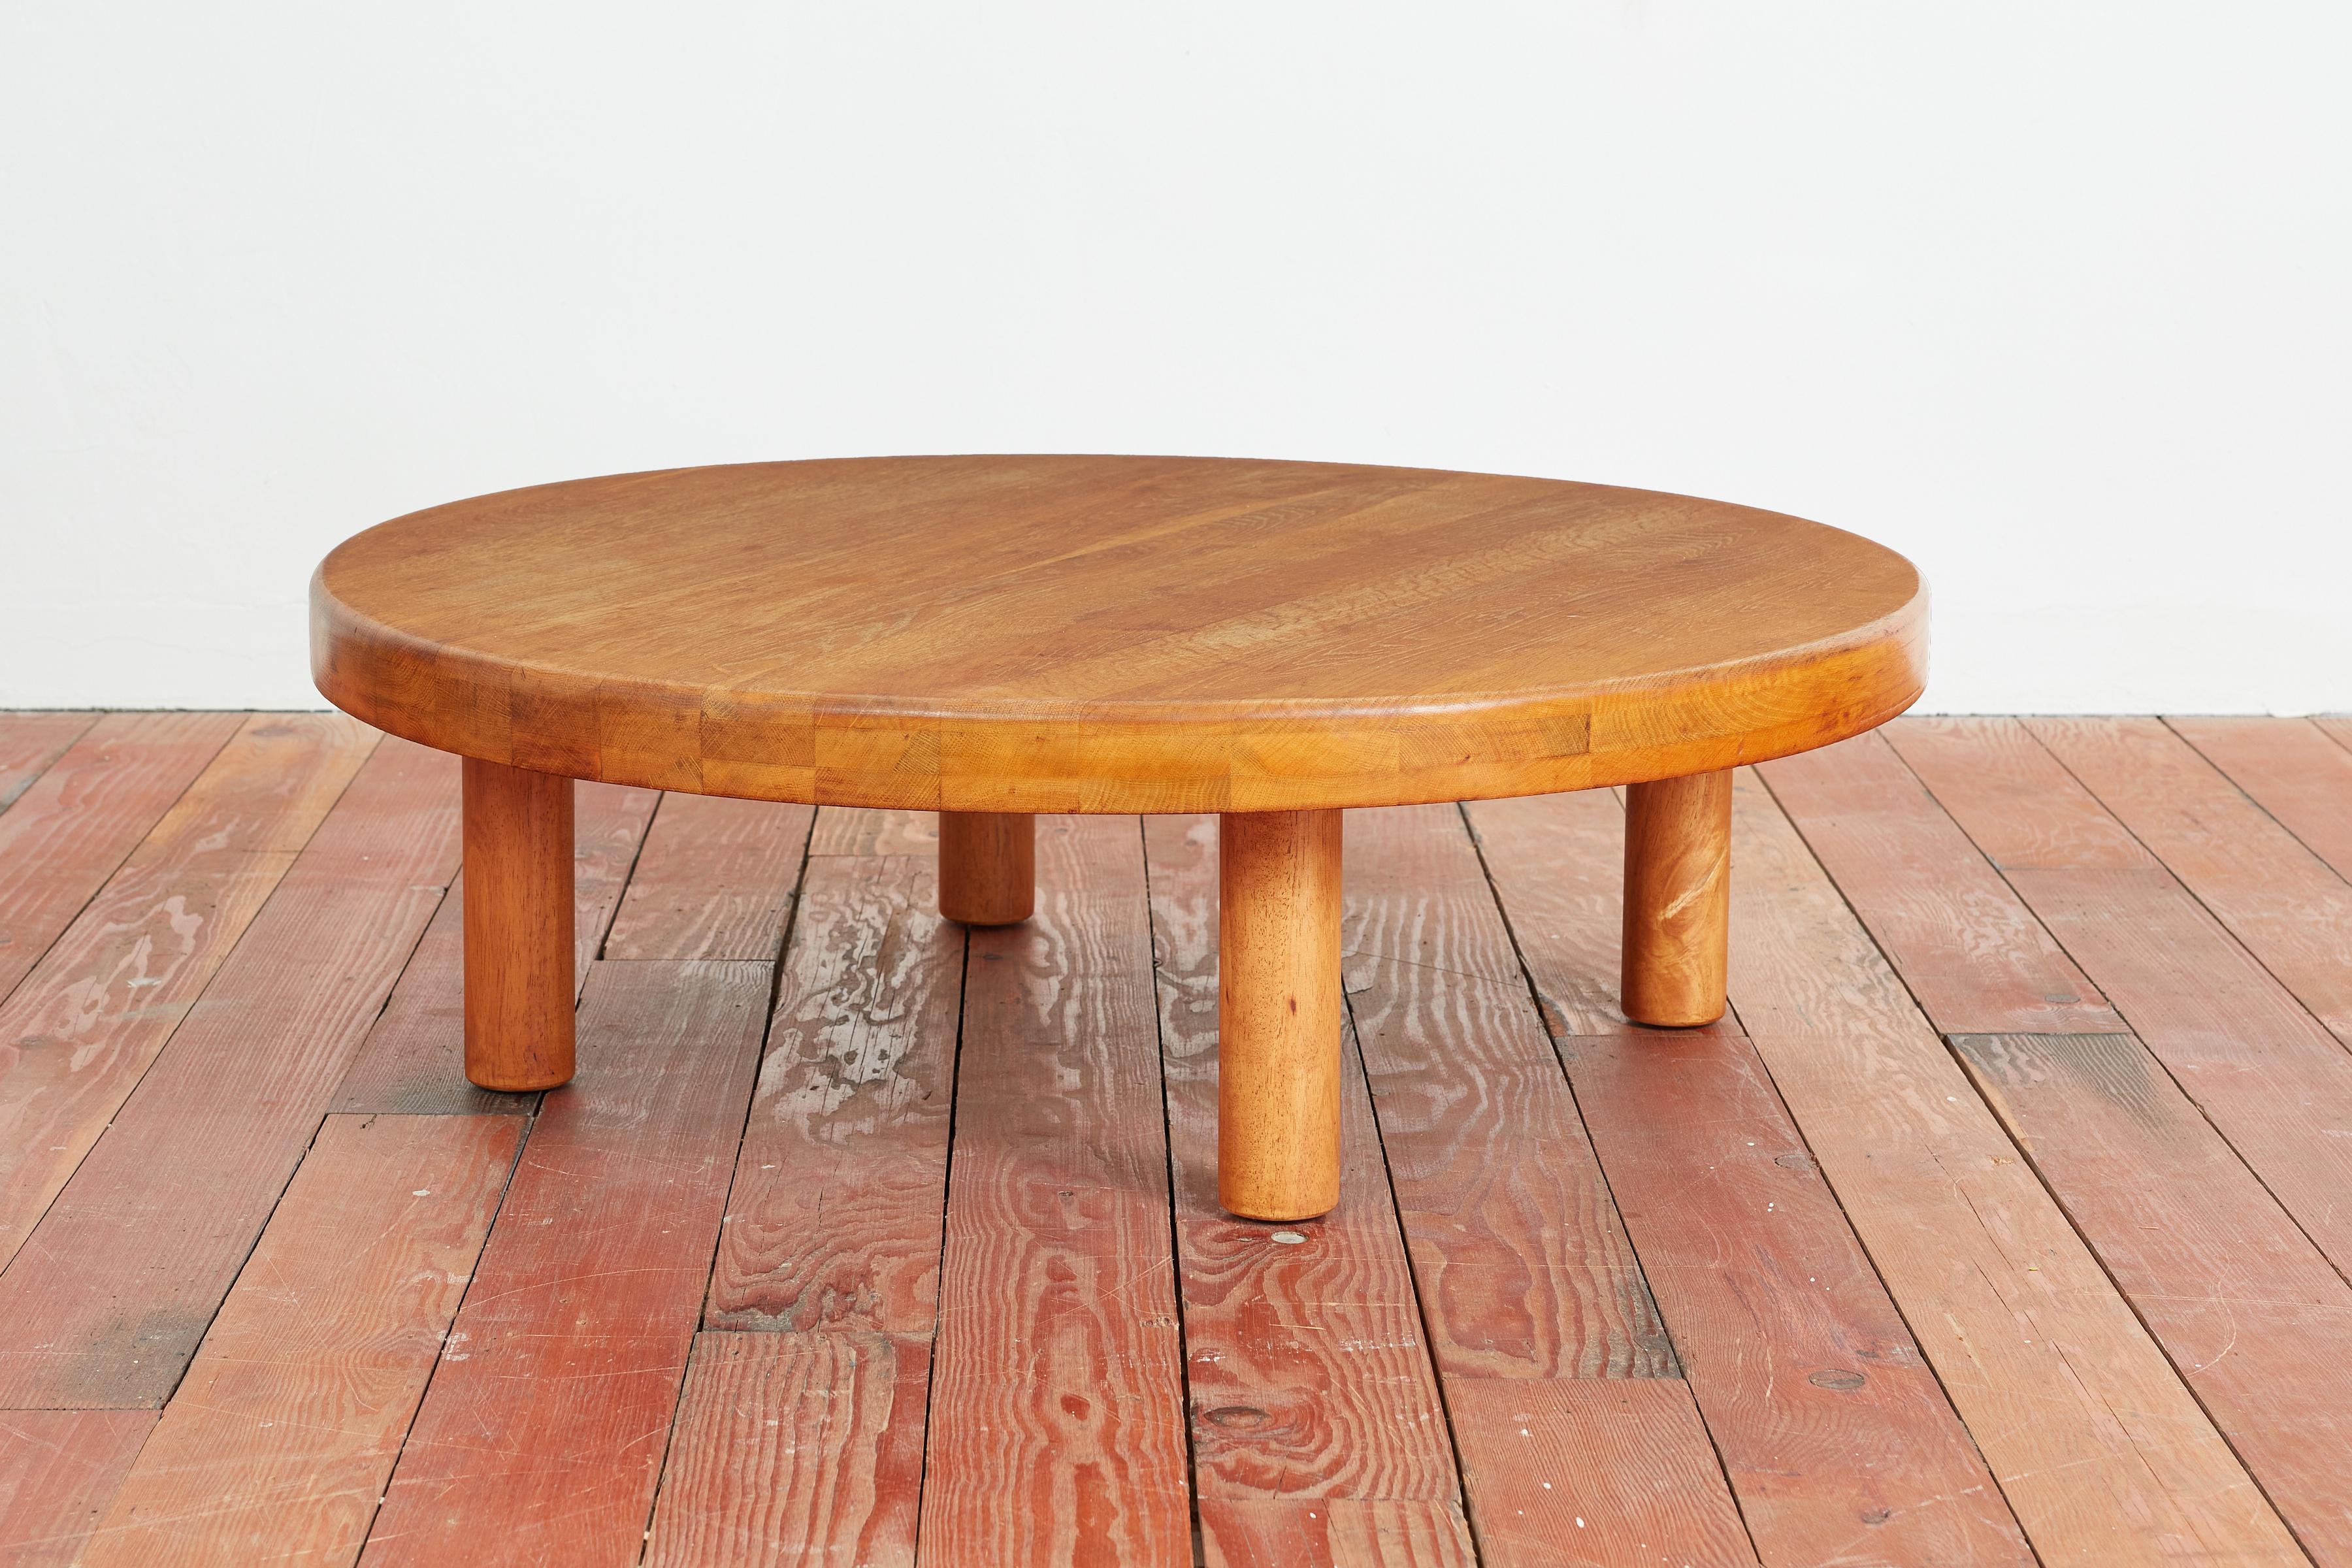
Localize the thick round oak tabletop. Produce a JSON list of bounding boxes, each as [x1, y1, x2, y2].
[[311, 453, 1925, 1220], [311, 454, 1926, 815]]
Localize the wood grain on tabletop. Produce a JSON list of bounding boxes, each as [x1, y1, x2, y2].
[[916, 815, 1191, 1567], [1725, 770, 2304, 1566], [312, 456, 1927, 813], [79, 1115, 518, 1568], [1143, 814, 1460, 1508], [0, 715, 374, 1276], [0, 740, 460, 1410]]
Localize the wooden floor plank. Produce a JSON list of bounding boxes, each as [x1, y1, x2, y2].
[[1725, 770, 2304, 1566], [1757, 734, 2122, 1035], [0, 712, 244, 1007], [1199, 1498, 1475, 1567], [2029, 715, 2352, 1043], [807, 806, 937, 858], [363, 961, 770, 1568], [331, 779, 659, 1116], [78, 1115, 519, 1568], [1339, 806, 1780, 1561], [916, 815, 1191, 1567], [642, 1331, 926, 1568], [1143, 813, 1458, 1506], [0, 1410, 154, 1568], [1470, 787, 2034, 1565], [0, 738, 461, 1410], [1889, 719, 2352, 1280], [10, 723, 2348, 1561], [1565, 1033, 2034, 1568], [2001, 868, 2352, 1280], [0, 714, 377, 1275], [1343, 806, 1673, 1382], [0, 713, 95, 815], [2171, 716, 2352, 886], [1446, 1379, 1758, 1568], [1882, 718, 2155, 870], [603, 794, 813, 961], [1957, 1031, 2352, 1567], [706, 817, 962, 1333]]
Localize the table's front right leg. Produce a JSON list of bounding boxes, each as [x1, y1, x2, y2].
[[462, 757, 576, 1090], [1622, 769, 1731, 1027], [1218, 808, 1344, 1222]]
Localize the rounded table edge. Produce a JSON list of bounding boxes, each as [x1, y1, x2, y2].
[[312, 564, 1928, 813]]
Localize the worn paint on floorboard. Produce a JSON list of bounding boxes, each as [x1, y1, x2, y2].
[[1145, 813, 1460, 1507], [1466, 783, 2032, 1565], [362, 962, 772, 1568], [3, 715, 2349, 1567], [0, 713, 244, 1006], [79, 1115, 518, 1568], [0, 715, 375, 1275], [643, 1331, 928, 1568], [0, 738, 460, 1409], [1727, 770, 2302, 1566], [916, 816, 1192, 1567], [0, 1411, 154, 1568], [1957, 1031, 2352, 1567], [705, 823, 962, 1335]]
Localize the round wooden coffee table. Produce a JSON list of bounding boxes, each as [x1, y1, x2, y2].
[[312, 455, 1925, 1220]]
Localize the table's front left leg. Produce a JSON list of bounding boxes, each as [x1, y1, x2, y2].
[[1218, 808, 1344, 1222], [1622, 769, 1731, 1027], [462, 757, 576, 1090]]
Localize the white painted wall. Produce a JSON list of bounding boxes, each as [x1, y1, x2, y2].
[[5, 3, 2345, 713]]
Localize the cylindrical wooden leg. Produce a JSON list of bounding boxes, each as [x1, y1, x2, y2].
[[463, 757, 576, 1090], [1218, 809, 1343, 1222], [938, 811, 1034, 926], [1622, 770, 1732, 1027]]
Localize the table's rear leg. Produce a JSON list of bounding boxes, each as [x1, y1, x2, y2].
[[1218, 808, 1343, 1222], [938, 811, 1036, 925], [1622, 770, 1732, 1027], [462, 758, 576, 1090]]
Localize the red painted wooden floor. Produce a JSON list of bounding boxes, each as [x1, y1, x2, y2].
[[2, 712, 2349, 1567]]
